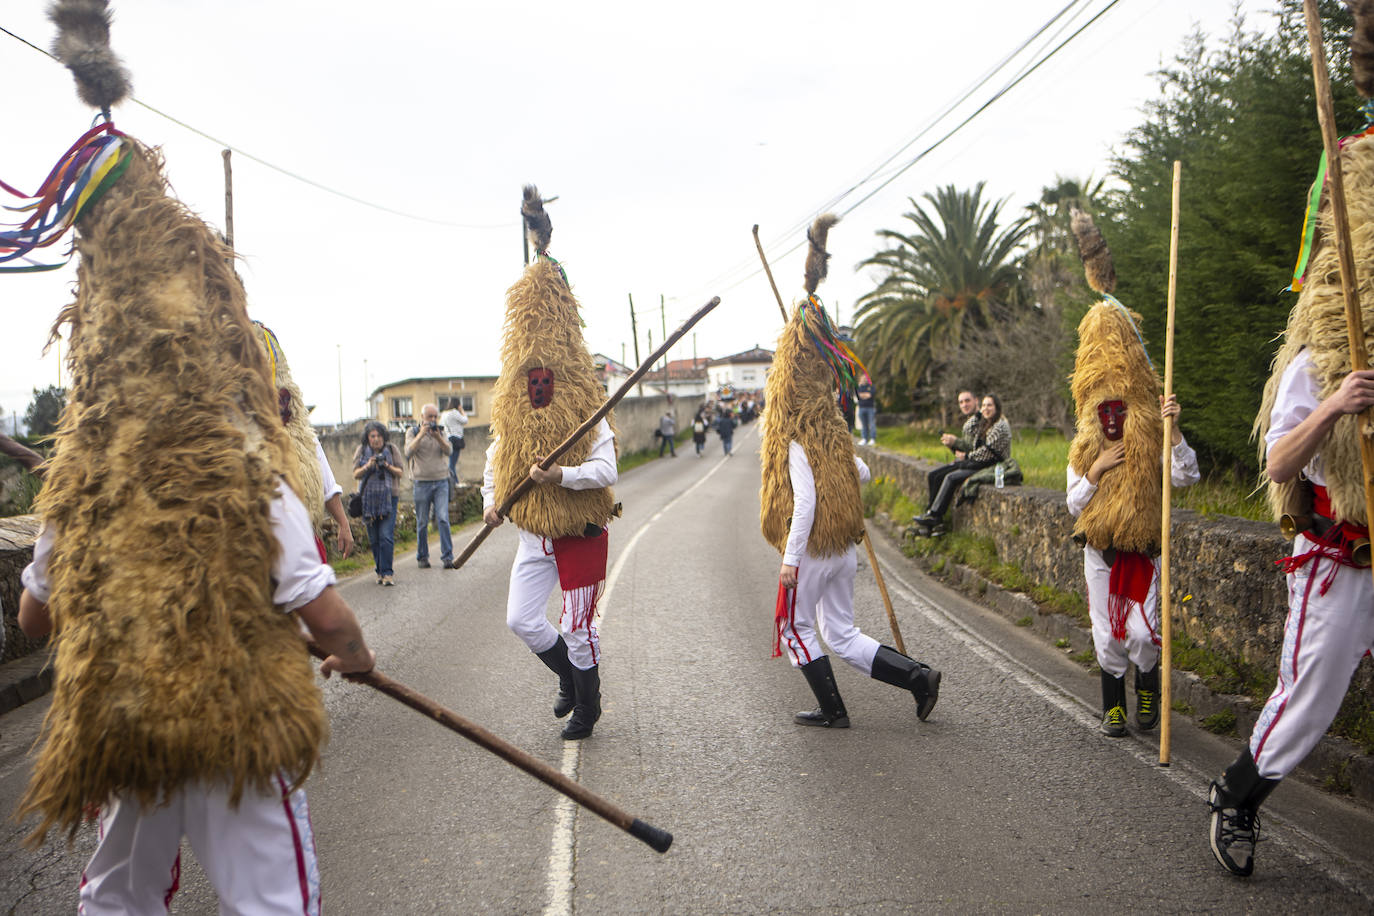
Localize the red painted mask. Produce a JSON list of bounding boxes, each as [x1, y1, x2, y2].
[[278, 388, 293, 424], [527, 368, 554, 409], [1097, 399, 1126, 441]]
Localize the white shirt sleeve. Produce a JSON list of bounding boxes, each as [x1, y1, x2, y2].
[[21, 483, 334, 613], [481, 436, 499, 510], [855, 454, 871, 485], [783, 441, 815, 567], [20, 523, 56, 604], [1066, 464, 1095, 518], [315, 439, 342, 501], [1265, 350, 1325, 485], [270, 482, 337, 612], [1171, 437, 1201, 487], [559, 419, 618, 490]]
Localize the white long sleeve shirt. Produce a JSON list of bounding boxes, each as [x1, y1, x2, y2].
[[481, 418, 618, 511], [1264, 349, 1326, 485], [315, 440, 342, 501], [1066, 438, 1201, 518], [783, 441, 871, 567]]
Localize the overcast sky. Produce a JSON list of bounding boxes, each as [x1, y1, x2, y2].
[[1, 0, 1274, 428]]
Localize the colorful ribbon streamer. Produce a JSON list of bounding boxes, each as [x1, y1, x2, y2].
[[799, 294, 870, 410], [1287, 113, 1374, 292], [1, 121, 129, 273]]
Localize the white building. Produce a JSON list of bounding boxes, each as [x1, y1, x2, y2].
[[707, 347, 773, 397]]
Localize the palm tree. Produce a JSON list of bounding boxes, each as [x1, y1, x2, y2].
[[854, 183, 1032, 398]]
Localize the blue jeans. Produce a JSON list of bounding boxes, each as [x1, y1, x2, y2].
[[366, 495, 398, 576], [721, 434, 733, 455], [414, 478, 452, 563], [858, 406, 877, 441]]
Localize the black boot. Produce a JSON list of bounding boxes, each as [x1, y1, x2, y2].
[[534, 637, 576, 719], [1135, 664, 1161, 731], [870, 645, 942, 721], [1208, 750, 1280, 877], [560, 664, 601, 740], [795, 656, 850, 728], [1100, 670, 1127, 737]]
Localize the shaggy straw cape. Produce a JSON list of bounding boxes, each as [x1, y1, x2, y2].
[[256, 322, 327, 532], [1066, 210, 1164, 554], [760, 215, 865, 557], [20, 140, 325, 845], [490, 186, 616, 537], [1257, 133, 1374, 526]]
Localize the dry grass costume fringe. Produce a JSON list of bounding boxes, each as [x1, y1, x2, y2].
[[1256, 131, 1374, 526], [490, 186, 617, 538], [256, 322, 327, 532], [15, 0, 323, 846], [1067, 209, 1164, 554], [760, 214, 866, 557]]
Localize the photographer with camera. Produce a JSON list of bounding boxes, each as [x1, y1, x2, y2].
[[353, 421, 403, 585], [405, 403, 455, 569]]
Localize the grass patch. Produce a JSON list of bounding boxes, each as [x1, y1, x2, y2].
[[1070, 649, 1097, 667], [1014, 615, 1033, 627], [1332, 698, 1374, 756], [1171, 633, 1273, 698], [1172, 699, 1195, 715], [1054, 637, 1070, 649], [1201, 709, 1238, 735]]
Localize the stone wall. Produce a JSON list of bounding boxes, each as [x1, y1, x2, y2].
[[1, 515, 42, 662], [859, 445, 1373, 709]]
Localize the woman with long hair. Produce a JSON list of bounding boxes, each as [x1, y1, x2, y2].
[[353, 422, 403, 585], [915, 394, 1011, 532]]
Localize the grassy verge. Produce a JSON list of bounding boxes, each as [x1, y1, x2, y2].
[[866, 426, 1269, 521]]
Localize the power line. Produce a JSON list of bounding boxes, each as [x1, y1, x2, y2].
[[0, 23, 517, 231], [692, 0, 1125, 308]]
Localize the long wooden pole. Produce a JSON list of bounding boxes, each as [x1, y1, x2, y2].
[[753, 225, 789, 323], [305, 644, 672, 853], [1303, 1, 1374, 596], [1159, 159, 1182, 767], [452, 296, 722, 569], [750, 225, 906, 651], [222, 149, 234, 253]]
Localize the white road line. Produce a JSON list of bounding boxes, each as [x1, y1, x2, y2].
[[542, 433, 751, 915], [873, 545, 1373, 900]]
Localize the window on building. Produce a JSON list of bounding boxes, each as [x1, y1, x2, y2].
[[438, 394, 475, 413], [391, 396, 413, 419]]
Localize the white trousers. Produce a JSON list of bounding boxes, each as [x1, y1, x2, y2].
[[778, 546, 880, 675], [79, 774, 320, 916], [1249, 533, 1374, 779], [506, 528, 601, 670], [1083, 546, 1161, 678]]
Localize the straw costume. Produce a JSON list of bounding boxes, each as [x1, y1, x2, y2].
[[5, 4, 371, 910], [1209, 5, 1374, 877], [761, 214, 941, 728], [1065, 210, 1199, 738], [482, 186, 618, 741]]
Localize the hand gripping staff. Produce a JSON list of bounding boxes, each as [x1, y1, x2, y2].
[[751, 225, 907, 653], [306, 643, 673, 853], [452, 296, 722, 570]]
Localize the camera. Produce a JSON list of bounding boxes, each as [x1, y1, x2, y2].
[[427, 421, 440, 432]]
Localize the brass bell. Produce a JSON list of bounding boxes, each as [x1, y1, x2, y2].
[[1353, 538, 1371, 568], [1279, 514, 1309, 540]]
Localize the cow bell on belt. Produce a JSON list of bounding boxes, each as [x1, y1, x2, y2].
[[528, 368, 554, 409]]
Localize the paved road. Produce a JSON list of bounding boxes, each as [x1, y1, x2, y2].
[[1, 424, 1371, 913]]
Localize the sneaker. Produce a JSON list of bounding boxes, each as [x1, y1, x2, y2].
[[1209, 782, 1259, 877], [417, 558, 431, 569], [382, 575, 395, 587], [442, 559, 456, 569], [376, 575, 384, 585], [1136, 688, 1159, 730], [1100, 706, 1127, 737]]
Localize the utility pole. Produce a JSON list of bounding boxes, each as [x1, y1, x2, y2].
[[222, 149, 234, 255], [660, 294, 669, 397], [336, 344, 343, 427], [363, 358, 369, 418], [628, 293, 642, 397]]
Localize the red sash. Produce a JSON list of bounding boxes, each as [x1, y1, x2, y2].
[[552, 528, 609, 632], [1107, 551, 1154, 642]]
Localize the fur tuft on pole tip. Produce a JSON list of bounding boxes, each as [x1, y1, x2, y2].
[[48, 0, 131, 112], [1350, 0, 1374, 98], [521, 184, 553, 254], [803, 213, 839, 296], [1070, 207, 1116, 295]]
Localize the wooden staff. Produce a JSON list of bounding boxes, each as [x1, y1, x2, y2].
[[751, 226, 906, 651], [306, 644, 672, 853], [753, 225, 789, 323], [222, 149, 234, 253], [1303, 1, 1374, 596], [1159, 159, 1181, 767], [452, 296, 722, 569]]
